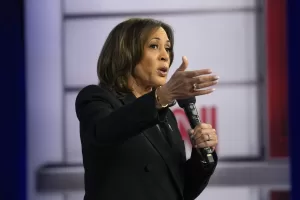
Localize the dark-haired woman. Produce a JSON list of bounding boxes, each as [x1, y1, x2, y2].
[[76, 18, 219, 200]]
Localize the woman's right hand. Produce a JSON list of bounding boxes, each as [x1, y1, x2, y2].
[[158, 56, 219, 105]]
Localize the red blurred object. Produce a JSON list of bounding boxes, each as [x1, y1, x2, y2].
[[266, 0, 289, 158], [270, 191, 290, 200]]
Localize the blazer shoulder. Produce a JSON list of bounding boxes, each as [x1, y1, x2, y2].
[[77, 84, 106, 95], [75, 84, 117, 112], [76, 84, 114, 102]]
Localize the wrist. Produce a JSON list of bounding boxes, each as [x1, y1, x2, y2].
[[155, 85, 173, 107]]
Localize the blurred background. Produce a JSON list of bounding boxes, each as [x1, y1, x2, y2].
[[1, 0, 299, 200]]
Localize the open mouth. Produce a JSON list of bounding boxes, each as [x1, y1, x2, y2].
[[157, 66, 168, 76]]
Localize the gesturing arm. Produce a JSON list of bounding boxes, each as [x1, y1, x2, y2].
[[75, 85, 169, 147]]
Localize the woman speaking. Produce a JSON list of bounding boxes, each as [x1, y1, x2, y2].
[[75, 18, 219, 200]]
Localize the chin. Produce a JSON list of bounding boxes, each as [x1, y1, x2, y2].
[[152, 78, 167, 87]]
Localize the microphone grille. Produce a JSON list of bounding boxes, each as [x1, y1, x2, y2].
[[177, 97, 196, 108]]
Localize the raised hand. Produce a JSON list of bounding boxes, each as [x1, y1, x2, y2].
[[158, 56, 219, 104]]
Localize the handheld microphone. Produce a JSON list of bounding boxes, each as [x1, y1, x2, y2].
[[177, 97, 214, 164]]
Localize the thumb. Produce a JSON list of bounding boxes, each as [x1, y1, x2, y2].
[[188, 129, 194, 137], [176, 56, 189, 72]]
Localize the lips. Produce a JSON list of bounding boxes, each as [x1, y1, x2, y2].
[[158, 66, 168, 72], [157, 66, 169, 77]]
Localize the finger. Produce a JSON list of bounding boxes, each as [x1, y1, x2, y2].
[[211, 146, 216, 152], [194, 81, 218, 90], [184, 69, 212, 78], [200, 123, 213, 129], [193, 75, 219, 84], [193, 88, 215, 96], [191, 124, 203, 135], [194, 132, 217, 143], [192, 127, 215, 139], [188, 129, 194, 137], [195, 140, 218, 148], [192, 124, 213, 135], [176, 56, 189, 72]]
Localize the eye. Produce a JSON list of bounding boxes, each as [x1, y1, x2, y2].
[[165, 47, 171, 53], [149, 44, 158, 49]]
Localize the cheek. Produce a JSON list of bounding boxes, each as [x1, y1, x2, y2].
[[134, 54, 158, 82], [134, 63, 155, 78]]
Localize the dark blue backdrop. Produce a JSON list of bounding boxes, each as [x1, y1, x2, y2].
[[0, 0, 26, 200], [287, 0, 300, 200]]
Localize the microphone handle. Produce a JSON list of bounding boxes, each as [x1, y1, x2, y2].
[[183, 103, 215, 164]]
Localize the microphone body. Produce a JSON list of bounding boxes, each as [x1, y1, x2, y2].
[[177, 98, 215, 164]]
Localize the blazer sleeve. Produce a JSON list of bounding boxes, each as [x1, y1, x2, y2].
[[75, 85, 169, 147], [167, 109, 218, 200], [183, 149, 218, 200]]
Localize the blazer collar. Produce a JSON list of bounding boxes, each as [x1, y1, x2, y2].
[[100, 84, 136, 106], [119, 92, 136, 105]]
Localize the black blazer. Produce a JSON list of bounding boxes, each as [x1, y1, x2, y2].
[[75, 84, 218, 200]]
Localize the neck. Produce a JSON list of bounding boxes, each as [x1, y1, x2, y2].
[[128, 77, 152, 98], [132, 86, 152, 98]]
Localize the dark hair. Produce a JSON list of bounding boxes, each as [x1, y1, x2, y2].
[[97, 18, 174, 94]]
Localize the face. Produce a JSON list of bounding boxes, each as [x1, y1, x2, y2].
[[132, 27, 171, 90]]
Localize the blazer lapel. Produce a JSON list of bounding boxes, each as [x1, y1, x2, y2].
[[118, 92, 184, 196], [142, 127, 184, 196]]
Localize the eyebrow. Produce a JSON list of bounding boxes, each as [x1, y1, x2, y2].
[[151, 37, 170, 43]]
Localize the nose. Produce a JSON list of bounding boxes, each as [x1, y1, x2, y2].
[[159, 48, 169, 62]]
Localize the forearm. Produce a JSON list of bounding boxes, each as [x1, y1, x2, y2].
[[93, 92, 168, 144], [77, 86, 169, 147]]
